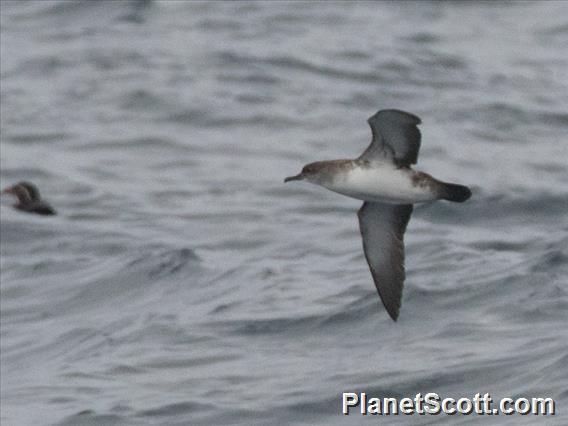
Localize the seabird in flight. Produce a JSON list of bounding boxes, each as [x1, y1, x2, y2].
[[285, 109, 471, 321]]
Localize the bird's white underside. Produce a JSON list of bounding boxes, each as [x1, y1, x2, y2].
[[318, 162, 437, 204]]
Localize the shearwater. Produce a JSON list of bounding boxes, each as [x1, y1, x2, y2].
[[285, 109, 471, 321]]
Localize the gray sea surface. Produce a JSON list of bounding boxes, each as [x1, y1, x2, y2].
[[1, 1, 567, 425]]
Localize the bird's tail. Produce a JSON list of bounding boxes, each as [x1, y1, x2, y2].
[[439, 182, 472, 203]]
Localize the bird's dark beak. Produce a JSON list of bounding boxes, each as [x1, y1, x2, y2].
[[284, 173, 304, 183], [2, 187, 14, 195]]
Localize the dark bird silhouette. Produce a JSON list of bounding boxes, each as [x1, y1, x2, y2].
[[3, 181, 56, 216]]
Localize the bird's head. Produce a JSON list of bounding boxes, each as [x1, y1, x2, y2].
[[3, 182, 34, 205], [284, 162, 329, 184]]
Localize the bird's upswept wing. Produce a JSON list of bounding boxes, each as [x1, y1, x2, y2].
[[357, 202, 413, 321], [359, 109, 422, 166]]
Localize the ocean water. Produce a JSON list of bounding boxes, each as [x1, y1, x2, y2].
[[1, 1, 567, 425]]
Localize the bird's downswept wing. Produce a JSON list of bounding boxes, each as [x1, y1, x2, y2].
[[359, 109, 422, 166], [357, 202, 413, 321]]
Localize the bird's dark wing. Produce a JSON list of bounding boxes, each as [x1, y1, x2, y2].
[[33, 204, 56, 216], [359, 109, 422, 166], [357, 202, 413, 321], [18, 202, 56, 216]]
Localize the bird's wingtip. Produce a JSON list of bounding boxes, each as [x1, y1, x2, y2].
[[387, 309, 399, 322]]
